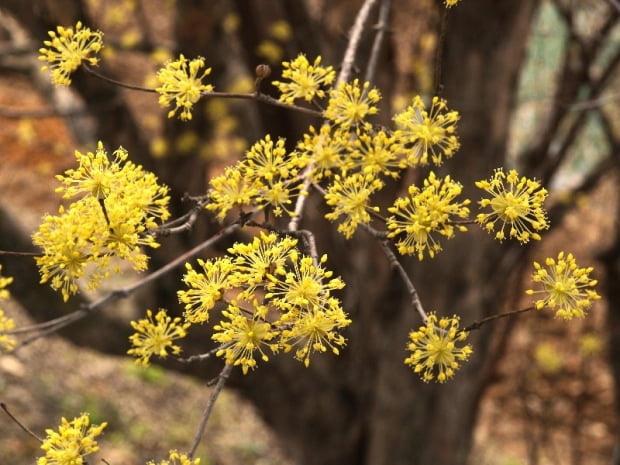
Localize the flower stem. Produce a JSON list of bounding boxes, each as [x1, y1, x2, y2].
[[187, 364, 234, 459]]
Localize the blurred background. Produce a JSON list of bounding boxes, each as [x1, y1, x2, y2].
[[0, 1, 619, 464]]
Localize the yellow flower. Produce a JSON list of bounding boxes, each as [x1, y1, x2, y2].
[[179, 233, 351, 371], [147, 449, 200, 465], [0, 309, 16, 353], [56, 142, 170, 223], [476, 168, 549, 243], [296, 124, 348, 181], [280, 307, 350, 367], [128, 308, 190, 366], [445, 0, 462, 7], [56, 142, 128, 200], [404, 313, 473, 383], [387, 172, 470, 260], [0, 265, 14, 301], [39, 21, 103, 86], [227, 232, 298, 293], [0, 266, 15, 352], [33, 201, 108, 302], [212, 301, 279, 374], [267, 253, 350, 367], [526, 252, 601, 320], [324, 173, 384, 239], [346, 129, 401, 179], [272, 54, 336, 104], [156, 54, 214, 121], [35, 142, 170, 300], [324, 79, 381, 129], [38, 413, 107, 465], [266, 253, 346, 315], [206, 162, 260, 220], [178, 258, 235, 324], [245, 135, 295, 182], [241, 135, 308, 216], [393, 95, 460, 166]]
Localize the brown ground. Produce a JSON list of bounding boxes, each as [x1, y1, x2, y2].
[[0, 70, 617, 465]]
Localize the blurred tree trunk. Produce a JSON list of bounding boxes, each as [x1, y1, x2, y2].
[[602, 233, 620, 465], [1, 1, 539, 464]]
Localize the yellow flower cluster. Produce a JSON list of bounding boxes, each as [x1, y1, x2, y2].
[[128, 309, 191, 366], [295, 123, 350, 182], [38, 21, 103, 86], [0, 266, 16, 352], [174, 232, 350, 372], [387, 172, 470, 260], [33, 141, 171, 301], [393, 95, 460, 166], [34, 32, 602, 388], [38, 413, 107, 465], [476, 168, 549, 243], [324, 173, 383, 238], [272, 54, 336, 104], [324, 79, 381, 129], [404, 313, 473, 383], [206, 135, 308, 219], [526, 251, 601, 320], [156, 54, 214, 121]]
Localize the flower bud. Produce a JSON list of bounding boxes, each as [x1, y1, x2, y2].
[[255, 64, 271, 80]]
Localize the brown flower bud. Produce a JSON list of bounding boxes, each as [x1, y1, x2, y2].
[[255, 64, 271, 80]]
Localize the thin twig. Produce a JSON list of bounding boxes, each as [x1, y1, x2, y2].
[[433, 6, 449, 95], [607, 0, 620, 14], [187, 364, 234, 459], [0, 250, 39, 256], [294, 229, 319, 261], [287, 172, 314, 231], [1, 402, 43, 442], [83, 65, 323, 118], [337, 0, 379, 85], [179, 343, 232, 364], [377, 240, 428, 322], [84, 65, 156, 93], [462, 306, 535, 332], [364, 0, 391, 86], [154, 209, 200, 237]]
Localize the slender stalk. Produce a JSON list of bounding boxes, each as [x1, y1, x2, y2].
[[83, 65, 323, 118], [187, 364, 234, 459], [287, 171, 314, 231], [84, 65, 156, 93], [462, 306, 535, 332], [607, 0, 620, 14], [179, 343, 232, 364], [364, 0, 392, 86], [1, 402, 43, 442], [0, 250, 39, 256], [337, 0, 379, 85], [433, 6, 449, 95], [377, 240, 428, 322]]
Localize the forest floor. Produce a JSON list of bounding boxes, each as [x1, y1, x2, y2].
[[0, 70, 617, 465]]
